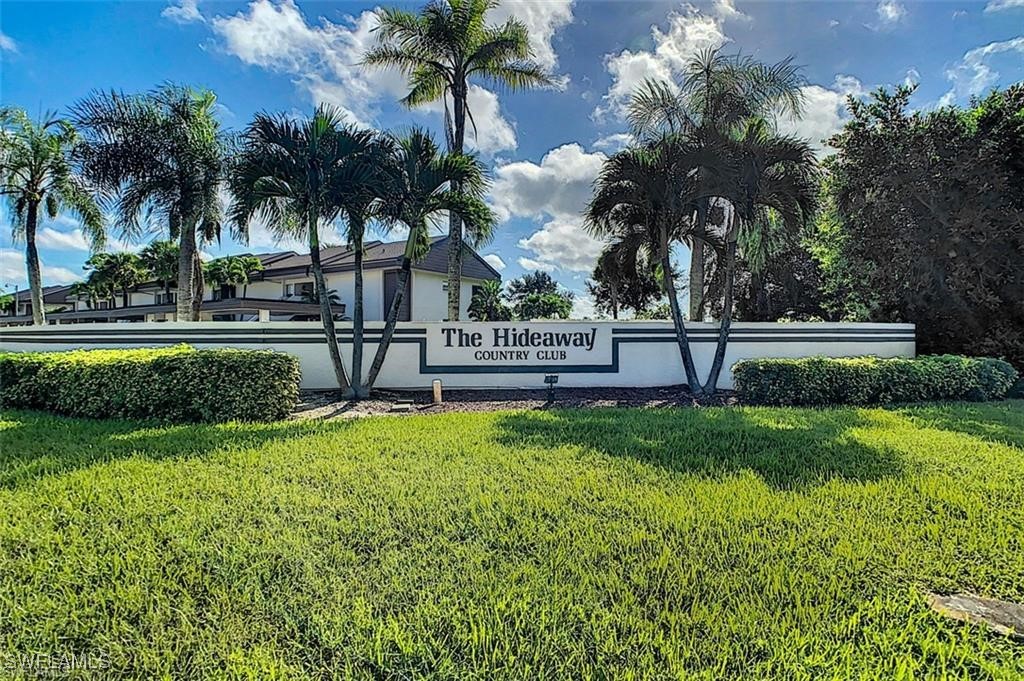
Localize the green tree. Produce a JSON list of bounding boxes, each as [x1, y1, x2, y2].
[[229, 106, 381, 394], [817, 84, 1024, 368], [364, 0, 551, 320], [138, 239, 180, 300], [627, 48, 805, 321], [73, 84, 227, 321], [68, 280, 105, 310], [364, 129, 494, 391], [586, 244, 664, 319], [587, 134, 713, 394], [506, 271, 574, 320], [204, 255, 264, 299], [468, 279, 511, 321], [83, 252, 148, 308], [0, 108, 104, 325]]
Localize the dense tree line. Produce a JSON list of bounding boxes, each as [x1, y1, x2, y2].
[[817, 84, 1024, 367]]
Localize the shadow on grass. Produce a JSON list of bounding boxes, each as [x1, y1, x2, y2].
[[0, 410, 350, 489], [898, 400, 1024, 451], [494, 407, 905, 490]]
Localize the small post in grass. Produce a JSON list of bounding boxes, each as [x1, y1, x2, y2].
[[432, 379, 443, 405], [544, 373, 558, 403]]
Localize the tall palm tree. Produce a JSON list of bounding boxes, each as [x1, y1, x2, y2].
[[364, 0, 552, 320], [333, 134, 395, 395], [700, 121, 818, 390], [363, 129, 494, 391], [73, 84, 226, 321], [0, 108, 104, 325], [586, 134, 722, 394], [627, 48, 805, 320], [138, 239, 179, 301], [228, 105, 379, 394]]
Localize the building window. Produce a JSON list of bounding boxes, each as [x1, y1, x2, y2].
[[155, 292, 177, 305], [212, 285, 236, 301], [285, 282, 314, 299]]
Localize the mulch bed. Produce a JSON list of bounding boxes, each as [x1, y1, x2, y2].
[[292, 385, 737, 419]]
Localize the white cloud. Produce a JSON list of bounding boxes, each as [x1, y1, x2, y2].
[[592, 132, 634, 153], [876, 0, 907, 25], [0, 248, 80, 286], [486, 0, 574, 76], [211, 0, 405, 127], [0, 32, 17, 53], [904, 67, 921, 88], [828, 19, 841, 28], [712, 0, 750, 23], [777, 75, 865, 157], [162, 0, 204, 24], [939, 36, 1024, 105], [595, 5, 730, 120], [570, 289, 598, 318], [517, 216, 604, 273], [490, 143, 607, 272], [490, 143, 606, 222], [985, 0, 1024, 12], [483, 253, 507, 271], [36, 228, 90, 251], [420, 85, 518, 154], [517, 257, 557, 272]]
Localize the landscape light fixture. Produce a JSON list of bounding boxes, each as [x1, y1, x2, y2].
[[544, 373, 558, 402]]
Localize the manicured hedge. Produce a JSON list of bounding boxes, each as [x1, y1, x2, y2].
[[732, 354, 1019, 406], [0, 345, 300, 422]]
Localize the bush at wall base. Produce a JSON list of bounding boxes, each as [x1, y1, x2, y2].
[[732, 355, 1019, 406], [0, 345, 301, 422]]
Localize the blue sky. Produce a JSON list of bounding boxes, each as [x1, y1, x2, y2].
[[1, 0, 1022, 314]]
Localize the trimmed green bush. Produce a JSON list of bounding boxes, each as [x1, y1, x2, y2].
[[732, 354, 1019, 406], [0, 345, 300, 422]]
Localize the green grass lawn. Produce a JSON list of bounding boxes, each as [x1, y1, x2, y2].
[[1, 402, 1023, 679]]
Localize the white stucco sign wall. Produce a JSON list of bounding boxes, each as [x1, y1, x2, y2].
[[0, 320, 916, 390]]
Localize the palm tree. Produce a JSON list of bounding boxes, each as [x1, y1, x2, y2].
[[627, 48, 805, 321], [468, 279, 510, 321], [68, 280, 103, 309], [586, 133, 721, 394], [363, 129, 494, 391], [83, 252, 148, 308], [700, 121, 818, 390], [364, 0, 552, 320], [73, 84, 227, 321], [204, 254, 264, 299], [138, 239, 179, 301], [228, 105, 379, 394], [0, 108, 104, 325], [332, 134, 395, 395]]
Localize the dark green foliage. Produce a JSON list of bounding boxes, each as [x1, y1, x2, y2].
[[0, 346, 299, 422], [467, 280, 512, 321], [733, 355, 1019, 406], [817, 84, 1024, 368], [507, 271, 574, 320]]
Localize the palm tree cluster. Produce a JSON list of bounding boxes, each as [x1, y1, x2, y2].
[[229, 109, 493, 397], [586, 49, 820, 396]]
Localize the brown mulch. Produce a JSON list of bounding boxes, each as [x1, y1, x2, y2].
[[292, 385, 737, 420]]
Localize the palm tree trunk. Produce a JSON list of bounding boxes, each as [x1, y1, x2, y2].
[[24, 201, 45, 326], [689, 201, 708, 321], [190, 250, 203, 319], [364, 232, 417, 391], [175, 225, 196, 321], [350, 222, 367, 399], [660, 225, 702, 395], [446, 84, 467, 321], [702, 217, 739, 393], [309, 215, 350, 393]]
